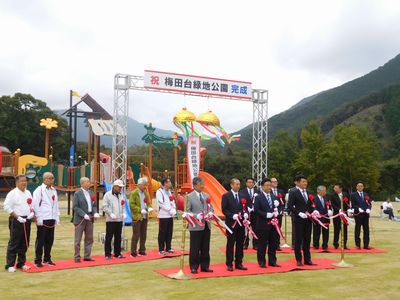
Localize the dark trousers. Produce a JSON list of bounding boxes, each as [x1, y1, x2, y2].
[[333, 217, 348, 248], [35, 220, 55, 264], [105, 221, 123, 257], [355, 214, 370, 248], [189, 226, 211, 270], [244, 213, 258, 249], [294, 217, 312, 263], [131, 219, 148, 253], [6, 218, 31, 269], [226, 226, 245, 267], [383, 208, 394, 219], [257, 225, 278, 266], [291, 214, 296, 249], [158, 218, 173, 251], [313, 223, 329, 249]]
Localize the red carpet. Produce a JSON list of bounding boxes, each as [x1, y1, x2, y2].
[[23, 250, 188, 273], [220, 246, 385, 254], [155, 258, 342, 279]]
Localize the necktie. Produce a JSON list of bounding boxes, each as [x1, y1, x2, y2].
[[274, 189, 277, 196], [360, 192, 363, 199], [267, 194, 272, 207], [250, 189, 253, 198], [235, 193, 239, 204], [199, 193, 204, 206], [302, 190, 308, 203], [320, 197, 325, 208]]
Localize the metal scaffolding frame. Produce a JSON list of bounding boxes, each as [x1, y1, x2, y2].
[[112, 73, 268, 187], [252, 90, 268, 187]]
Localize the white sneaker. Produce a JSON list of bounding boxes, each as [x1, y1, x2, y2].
[[7, 267, 16, 273], [21, 265, 31, 271]]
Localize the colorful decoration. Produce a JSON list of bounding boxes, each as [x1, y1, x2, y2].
[[173, 108, 203, 142]]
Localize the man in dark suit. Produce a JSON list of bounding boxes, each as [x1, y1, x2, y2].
[[187, 176, 213, 274], [312, 185, 332, 251], [351, 181, 372, 250], [287, 174, 316, 266], [222, 178, 248, 271], [331, 183, 350, 249], [270, 177, 285, 250], [239, 177, 260, 250], [72, 177, 100, 262], [254, 178, 282, 268]]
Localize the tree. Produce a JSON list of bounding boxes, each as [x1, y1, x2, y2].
[[293, 122, 329, 190], [267, 131, 299, 191], [325, 125, 381, 193], [0, 93, 69, 160]]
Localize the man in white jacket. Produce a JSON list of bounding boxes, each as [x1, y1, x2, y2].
[[32, 172, 60, 267], [156, 178, 176, 255], [102, 179, 126, 260], [4, 175, 34, 272]]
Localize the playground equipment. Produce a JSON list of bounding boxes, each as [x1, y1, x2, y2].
[[39, 117, 58, 159]]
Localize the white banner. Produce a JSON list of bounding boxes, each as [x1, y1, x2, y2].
[[144, 70, 252, 100], [187, 136, 201, 188]]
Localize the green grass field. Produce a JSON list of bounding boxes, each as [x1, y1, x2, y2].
[[0, 198, 399, 300]]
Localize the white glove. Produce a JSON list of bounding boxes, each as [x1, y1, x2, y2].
[[196, 213, 203, 221], [359, 208, 364, 213], [56, 219, 60, 225], [148, 207, 154, 212], [170, 209, 176, 216], [328, 210, 333, 217], [248, 206, 254, 213], [274, 200, 280, 207], [243, 213, 249, 219], [27, 212, 35, 220], [141, 209, 148, 214], [298, 212, 307, 219], [94, 213, 100, 219], [233, 214, 239, 220], [208, 211, 214, 218], [17, 216, 26, 223], [253, 193, 258, 198], [122, 213, 127, 219], [312, 210, 320, 217], [84, 214, 90, 220], [37, 219, 43, 226], [366, 209, 371, 214], [266, 212, 273, 218], [347, 209, 354, 216], [110, 213, 117, 219]]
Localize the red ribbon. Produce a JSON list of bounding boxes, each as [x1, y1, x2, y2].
[[232, 212, 242, 228], [307, 211, 328, 229], [268, 217, 285, 240]]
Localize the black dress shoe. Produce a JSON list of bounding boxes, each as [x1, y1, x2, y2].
[[227, 266, 234, 272], [269, 263, 281, 267], [75, 258, 81, 263], [356, 246, 361, 250], [364, 247, 371, 250], [334, 246, 339, 249], [235, 264, 248, 270], [83, 258, 95, 262], [201, 268, 213, 273], [344, 246, 350, 250], [190, 268, 198, 274], [304, 261, 317, 266], [243, 246, 248, 250], [296, 261, 303, 266], [259, 264, 266, 268], [322, 247, 329, 252]]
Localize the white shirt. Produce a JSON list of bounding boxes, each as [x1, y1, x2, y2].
[[248, 188, 254, 198], [81, 188, 92, 213], [297, 187, 308, 200], [382, 201, 393, 210], [4, 187, 32, 216], [33, 183, 60, 222], [156, 188, 175, 218]]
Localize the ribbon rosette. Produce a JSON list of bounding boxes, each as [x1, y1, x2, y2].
[[144, 197, 148, 203], [91, 195, 96, 202], [343, 197, 351, 208], [308, 194, 316, 207], [27, 198, 33, 205], [52, 194, 55, 201], [365, 195, 370, 205], [121, 199, 125, 206]]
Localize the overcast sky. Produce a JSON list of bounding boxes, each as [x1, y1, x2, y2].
[[1, 0, 400, 133]]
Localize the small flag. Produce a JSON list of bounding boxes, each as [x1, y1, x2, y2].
[[71, 90, 81, 98]]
